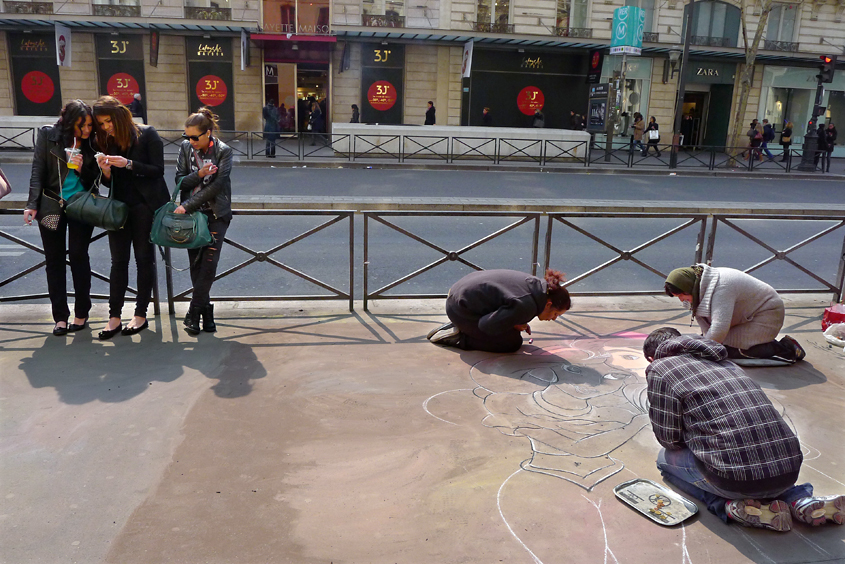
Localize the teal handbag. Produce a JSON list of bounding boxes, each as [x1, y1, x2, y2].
[[65, 187, 128, 231], [150, 178, 214, 249]]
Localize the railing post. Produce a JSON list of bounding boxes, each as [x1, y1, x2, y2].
[[531, 214, 540, 276], [543, 214, 554, 272], [704, 214, 718, 265], [363, 213, 369, 312], [152, 250, 161, 316], [348, 212, 355, 312], [164, 246, 175, 315]]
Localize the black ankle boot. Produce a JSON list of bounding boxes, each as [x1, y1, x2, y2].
[[201, 303, 216, 333], [184, 305, 201, 335]]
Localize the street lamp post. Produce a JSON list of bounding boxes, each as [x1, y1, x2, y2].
[[669, 0, 695, 169]]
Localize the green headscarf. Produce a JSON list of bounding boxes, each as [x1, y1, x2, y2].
[[665, 265, 703, 311]]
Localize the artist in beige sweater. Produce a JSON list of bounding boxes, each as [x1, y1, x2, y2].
[[664, 264, 806, 362]]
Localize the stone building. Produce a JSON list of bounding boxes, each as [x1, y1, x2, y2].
[[1, 0, 843, 153]]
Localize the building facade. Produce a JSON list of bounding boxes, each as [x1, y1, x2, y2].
[[1, 0, 843, 153]]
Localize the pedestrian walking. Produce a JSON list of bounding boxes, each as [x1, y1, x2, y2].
[[630, 112, 644, 153], [262, 98, 280, 157], [350, 104, 359, 123], [680, 114, 693, 149], [643, 116, 660, 156], [814, 125, 828, 170], [824, 122, 837, 173], [779, 121, 793, 162], [424, 101, 436, 125], [129, 93, 146, 124], [24, 100, 99, 336], [482, 107, 493, 126], [761, 118, 775, 160], [93, 95, 169, 339], [643, 328, 844, 532], [532, 108, 545, 128], [426, 269, 571, 353], [175, 107, 233, 336], [664, 264, 806, 362]]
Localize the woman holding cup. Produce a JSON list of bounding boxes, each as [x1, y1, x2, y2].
[[93, 95, 169, 339], [24, 100, 99, 335]]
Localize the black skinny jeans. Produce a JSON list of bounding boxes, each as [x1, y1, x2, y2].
[[445, 296, 524, 353], [108, 202, 156, 319], [187, 213, 230, 309], [39, 214, 95, 322]]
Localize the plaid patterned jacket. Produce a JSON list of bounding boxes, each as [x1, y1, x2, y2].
[[646, 336, 802, 490]]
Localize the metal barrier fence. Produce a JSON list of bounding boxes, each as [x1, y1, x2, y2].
[[2, 208, 843, 313], [363, 211, 542, 311], [2, 127, 834, 173]]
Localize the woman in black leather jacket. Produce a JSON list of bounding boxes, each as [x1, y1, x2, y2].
[[93, 95, 169, 339], [174, 107, 233, 335], [24, 100, 99, 335]]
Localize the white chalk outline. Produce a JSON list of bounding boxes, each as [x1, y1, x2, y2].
[[497, 469, 545, 564], [422, 388, 473, 426], [582, 494, 620, 564]]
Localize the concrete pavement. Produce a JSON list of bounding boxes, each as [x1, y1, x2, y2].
[[1, 296, 844, 564]]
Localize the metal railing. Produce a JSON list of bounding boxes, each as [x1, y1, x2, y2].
[[0, 210, 159, 314], [363, 13, 405, 27], [473, 21, 515, 33], [643, 32, 659, 42], [363, 211, 542, 311], [764, 40, 799, 52], [0, 127, 35, 150], [554, 27, 593, 38], [164, 210, 355, 312]]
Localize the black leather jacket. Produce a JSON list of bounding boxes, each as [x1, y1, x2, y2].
[[27, 124, 99, 211], [175, 137, 232, 220]]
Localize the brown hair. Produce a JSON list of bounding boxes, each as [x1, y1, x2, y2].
[[544, 268, 571, 311], [185, 107, 220, 136], [92, 95, 138, 153]]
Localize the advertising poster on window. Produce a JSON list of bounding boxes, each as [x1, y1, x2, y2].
[[361, 44, 404, 124], [96, 35, 146, 112], [9, 33, 62, 116], [186, 37, 235, 131]]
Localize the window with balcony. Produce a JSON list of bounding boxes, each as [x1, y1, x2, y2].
[[688, 0, 740, 47], [185, 0, 232, 20], [555, 0, 589, 37], [625, 0, 655, 40], [2, 0, 54, 14], [766, 4, 798, 51], [262, 0, 330, 33], [92, 0, 141, 17], [476, 0, 512, 33], [362, 0, 405, 27]]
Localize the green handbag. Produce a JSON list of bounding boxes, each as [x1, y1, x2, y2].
[[65, 186, 128, 231], [150, 178, 214, 249]]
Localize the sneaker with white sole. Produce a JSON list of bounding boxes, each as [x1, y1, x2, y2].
[[426, 322, 454, 340], [429, 326, 462, 347], [726, 499, 792, 532], [791, 495, 845, 526], [779, 335, 806, 362]]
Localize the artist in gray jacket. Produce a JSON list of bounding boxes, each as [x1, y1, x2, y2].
[[664, 264, 805, 362], [427, 269, 571, 352]]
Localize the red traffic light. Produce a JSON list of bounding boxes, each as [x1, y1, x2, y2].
[[821, 55, 833, 63]]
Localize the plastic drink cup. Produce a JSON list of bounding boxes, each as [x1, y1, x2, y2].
[[65, 147, 81, 170]]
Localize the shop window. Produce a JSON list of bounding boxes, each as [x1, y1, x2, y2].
[[767, 4, 797, 43], [688, 0, 740, 47], [556, 0, 588, 29], [624, 0, 654, 33], [263, 0, 331, 33]]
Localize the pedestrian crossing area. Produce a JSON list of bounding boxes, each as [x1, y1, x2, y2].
[[0, 244, 25, 257]]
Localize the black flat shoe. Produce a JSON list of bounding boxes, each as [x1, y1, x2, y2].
[[67, 319, 88, 332], [53, 323, 68, 336], [98, 325, 123, 340], [121, 320, 148, 336]]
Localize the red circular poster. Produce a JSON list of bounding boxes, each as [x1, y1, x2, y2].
[[106, 73, 139, 105], [21, 71, 54, 104], [196, 75, 228, 107], [367, 80, 397, 111], [517, 86, 545, 116]]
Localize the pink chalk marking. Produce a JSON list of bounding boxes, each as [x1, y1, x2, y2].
[[613, 332, 649, 338]]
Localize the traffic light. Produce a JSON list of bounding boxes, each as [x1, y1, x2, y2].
[[818, 55, 836, 83]]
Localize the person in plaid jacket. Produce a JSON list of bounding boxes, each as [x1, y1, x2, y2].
[[642, 328, 844, 532]]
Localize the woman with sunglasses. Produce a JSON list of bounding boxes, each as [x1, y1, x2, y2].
[[24, 100, 99, 335], [174, 107, 233, 335], [93, 95, 169, 339]]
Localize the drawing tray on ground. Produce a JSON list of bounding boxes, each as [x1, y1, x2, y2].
[[614, 479, 699, 526]]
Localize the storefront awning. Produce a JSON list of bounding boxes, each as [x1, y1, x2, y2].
[[0, 15, 257, 34], [251, 33, 337, 43]]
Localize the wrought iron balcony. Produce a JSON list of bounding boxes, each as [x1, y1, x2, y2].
[[3, 1, 53, 13], [691, 35, 731, 47], [764, 39, 799, 52], [93, 4, 140, 16], [362, 13, 405, 27], [642, 31, 659, 42], [553, 27, 593, 38], [184, 6, 231, 20], [473, 21, 515, 33]]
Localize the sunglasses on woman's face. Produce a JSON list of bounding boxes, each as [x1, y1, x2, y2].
[[182, 131, 208, 142]]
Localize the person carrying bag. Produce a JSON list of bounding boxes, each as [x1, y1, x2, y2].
[[174, 107, 233, 336], [150, 177, 213, 249]]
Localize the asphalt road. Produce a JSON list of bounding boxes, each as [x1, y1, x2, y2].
[[1, 164, 843, 306]]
